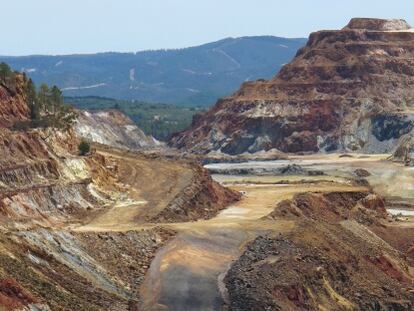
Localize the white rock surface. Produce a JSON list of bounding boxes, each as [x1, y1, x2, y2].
[[75, 110, 161, 150]]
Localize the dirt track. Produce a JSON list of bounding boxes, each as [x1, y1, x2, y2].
[[72, 153, 414, 310], [80, 148, 193, 229]]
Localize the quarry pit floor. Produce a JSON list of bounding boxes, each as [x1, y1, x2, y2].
[[70, 153, 414, 310]]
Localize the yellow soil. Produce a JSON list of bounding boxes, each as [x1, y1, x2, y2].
[[81, 148, 193, 229], [76, 178, 368, 233], [75, 152, 412, 234]]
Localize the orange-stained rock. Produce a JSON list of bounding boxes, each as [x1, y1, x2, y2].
[[0, 75, 29, 128], [170, 18, 414, 155]]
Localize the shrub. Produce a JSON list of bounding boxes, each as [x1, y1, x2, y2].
[[12, 121, 31, 131], [78, 140, 91, 156]]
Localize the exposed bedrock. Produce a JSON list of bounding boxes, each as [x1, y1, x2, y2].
[[0, 72, 239, 310], [344, 18, 411, 31], [0, 227, 175, 310], [75, 109, 160, 150], [170, 18, 414, 155], [224, 191, 414, 310], [392, 133, 414, 165]]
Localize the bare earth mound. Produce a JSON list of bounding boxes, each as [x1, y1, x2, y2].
[[224, 191, 414, 310]]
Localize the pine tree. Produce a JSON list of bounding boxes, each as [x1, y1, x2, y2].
[[78, 139, 91, 156], [0, 62, 16, 91], [0, 62, 12, 81], [50, 85, 63, 114], [25, 79, 40, 120], [37, 84, 50, 112]]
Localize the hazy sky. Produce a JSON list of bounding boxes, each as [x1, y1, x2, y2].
[[2, 0, 414, 55]]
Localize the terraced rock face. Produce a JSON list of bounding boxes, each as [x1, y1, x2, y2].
[[0, 72, 239, 310], [170, 18, 414, 155], [75, 109, 160, 150]]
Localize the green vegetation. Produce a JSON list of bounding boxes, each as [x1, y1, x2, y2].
[[0, 62, 77, 131], [15, 76, 77, 131], [0, 36, 307, 106], [25, 78, 39, 120], [78, 140, 91, 156], [0, 62, 14, 81], [0, 62, 17, 93], [65, 96, 204, 141]]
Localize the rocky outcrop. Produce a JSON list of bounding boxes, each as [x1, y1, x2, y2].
[[392, 133, 414, 165], [225, 191, 414, 310], [0, 75, 29, 128], [75, 109, 160, 150], [170, 18, 414, 155], [268, 191, 387, 224], [0, 124, 115, 226], [344, 18, 411, 31]]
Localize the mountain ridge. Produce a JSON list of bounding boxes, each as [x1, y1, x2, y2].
[[0, 36, 306, 106]]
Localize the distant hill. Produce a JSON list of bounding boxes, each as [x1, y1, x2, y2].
[[0, 36, 306, 106]]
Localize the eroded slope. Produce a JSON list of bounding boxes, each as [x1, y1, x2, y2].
[[224, 191, 414, 310], [0, 72, 239, 310], [171, 18, 414, 155], [75, 109, 160, 150]]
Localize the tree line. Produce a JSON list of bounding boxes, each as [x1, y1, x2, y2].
[[24, 78, 77, 129], [25, 80, 77, 130], [0, 62, 77, 130]]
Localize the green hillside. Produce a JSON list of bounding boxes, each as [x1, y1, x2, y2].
[[2, 36, 306, 106]]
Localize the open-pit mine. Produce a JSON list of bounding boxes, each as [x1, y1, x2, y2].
[[0, 18, 414, 311]]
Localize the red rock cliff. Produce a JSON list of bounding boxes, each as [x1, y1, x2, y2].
[[0, 75, 29, 128], [170, 18, 414, 154]]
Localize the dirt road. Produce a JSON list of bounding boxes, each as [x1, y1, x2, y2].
[[73, 154, 414, 310]]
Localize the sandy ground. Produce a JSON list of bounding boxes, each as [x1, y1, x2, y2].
[[72, 153, 414, 310], [78, 149, 193, 229]]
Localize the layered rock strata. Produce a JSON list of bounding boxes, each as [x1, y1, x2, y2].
[[171, 18, 414, 155]]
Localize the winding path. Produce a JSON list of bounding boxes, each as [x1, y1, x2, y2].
[[74, 154, 409, 310]]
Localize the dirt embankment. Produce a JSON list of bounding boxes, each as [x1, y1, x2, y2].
[[224, 191, 414, 311], [82, 146, 241, 227], [268, 191, 387, 224], [150, 165, 241, 223]]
